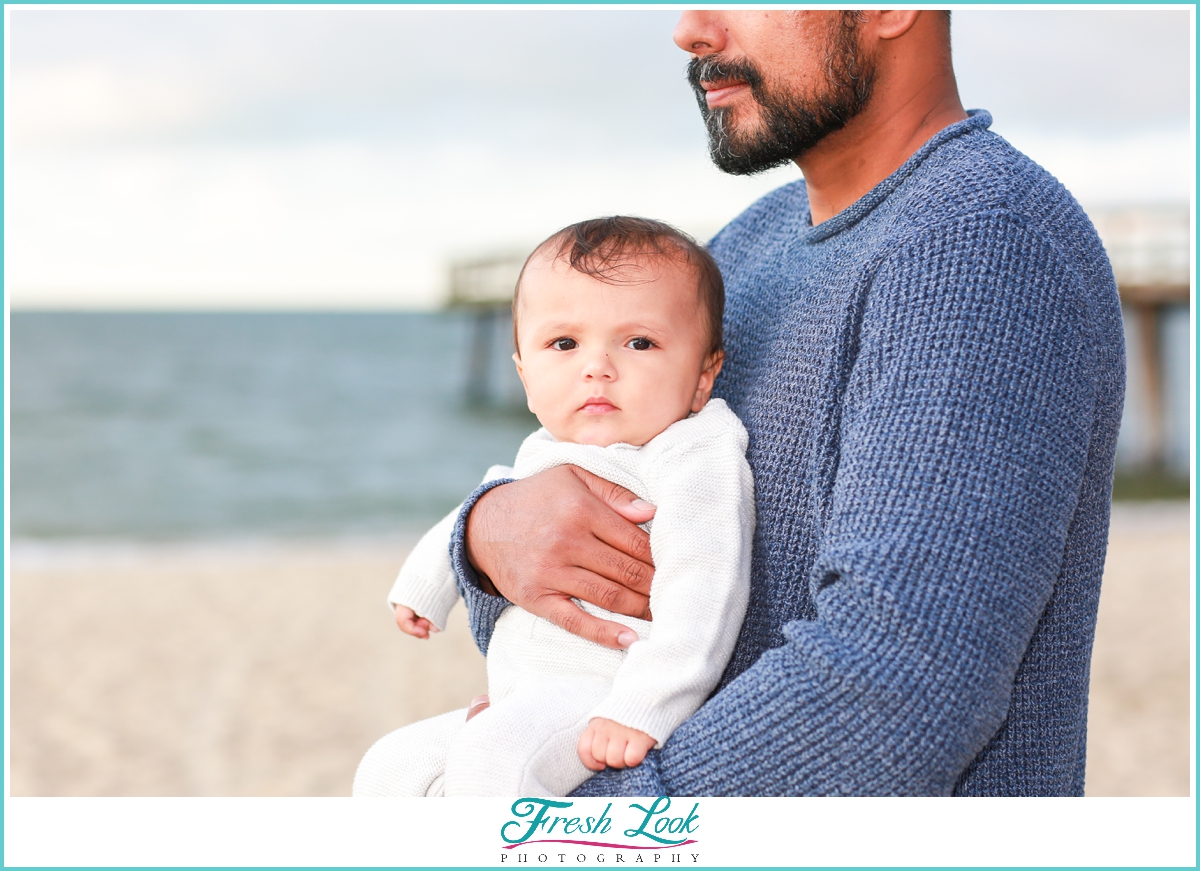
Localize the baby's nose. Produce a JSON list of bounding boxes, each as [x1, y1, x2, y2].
[[582, 353, 616, 379]]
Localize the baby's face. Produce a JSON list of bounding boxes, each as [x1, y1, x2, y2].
[[513, 253, 721, 447]]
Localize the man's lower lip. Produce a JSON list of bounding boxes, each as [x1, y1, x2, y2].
[[705, 82, 749, 108]]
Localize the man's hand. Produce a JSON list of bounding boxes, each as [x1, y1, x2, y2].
[[465, 465, 657, 649], [393, 604, 439, 639], [578, 717, 657, 770]]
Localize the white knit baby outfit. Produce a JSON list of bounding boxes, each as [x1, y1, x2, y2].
[[352, 398, 754, 797]]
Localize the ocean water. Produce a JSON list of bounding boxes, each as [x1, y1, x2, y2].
[[10, 312, 537, 541], [10, 306, 1191, 543]]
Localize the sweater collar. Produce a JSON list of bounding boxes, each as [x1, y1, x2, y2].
[[798, 110, 993, 244]]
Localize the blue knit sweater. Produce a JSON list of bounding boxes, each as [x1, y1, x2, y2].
[[451, 112, 1125, 796]]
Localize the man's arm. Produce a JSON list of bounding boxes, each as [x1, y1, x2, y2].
[[450, 465, 658, 654], [583, 214, 1107, 795]]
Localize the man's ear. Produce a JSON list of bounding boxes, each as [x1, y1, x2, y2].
[[870, 10, 921, 40], [512, 351, 536, 414], [690, 350, 725, 412]]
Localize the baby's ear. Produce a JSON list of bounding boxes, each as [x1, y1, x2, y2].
[[704, 350, 725, 380], [512, 352, 535, 414], [691, 351, 725, 412]]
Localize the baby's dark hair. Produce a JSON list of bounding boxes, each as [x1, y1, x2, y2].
[[512, 216, 724, 359]]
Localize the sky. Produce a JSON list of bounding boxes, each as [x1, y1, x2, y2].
[[5, 7, 1194, 310]]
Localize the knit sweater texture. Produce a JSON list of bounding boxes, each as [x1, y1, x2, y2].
[[451, 112, 1126, 796]]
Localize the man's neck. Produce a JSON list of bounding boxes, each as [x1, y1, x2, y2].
[[798, 84, 967, 225]]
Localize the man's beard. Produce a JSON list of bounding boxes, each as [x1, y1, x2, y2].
[[687, 17, 876, 175]]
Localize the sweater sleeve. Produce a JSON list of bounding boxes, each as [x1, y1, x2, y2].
[[449, 477, 516, 654], [587, 425, 755, 744], [596, 213, 1102, 796], [389, 465, 515, 633]]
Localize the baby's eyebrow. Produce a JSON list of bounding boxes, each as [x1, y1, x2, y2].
[[530, 320, 676, 337], [533, 321, 584, 336], [614, 321, 674, 337]]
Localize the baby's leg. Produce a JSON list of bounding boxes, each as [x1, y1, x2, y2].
[[443, 679, 609, 797], [352, 707, 467, 796]]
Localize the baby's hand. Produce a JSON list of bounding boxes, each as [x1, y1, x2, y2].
[[393, 604, 439, 639], [578, 717, 657, 771]]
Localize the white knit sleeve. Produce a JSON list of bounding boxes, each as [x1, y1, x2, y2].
[[387, 464, 515, 631], [587, 423, 755, 745]]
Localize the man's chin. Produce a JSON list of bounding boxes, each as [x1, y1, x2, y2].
[[704, 110, 799, 176], [708, 139, 798, 176]]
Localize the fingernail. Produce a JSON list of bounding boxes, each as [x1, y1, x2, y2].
[[631, 499, 656, 511], [469, 694, 490, 709], [617, 630, 639, 648]]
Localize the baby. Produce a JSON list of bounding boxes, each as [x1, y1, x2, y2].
[[353, 216, 753, 797]]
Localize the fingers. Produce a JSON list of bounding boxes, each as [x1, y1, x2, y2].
[[571, 465, 657, 526], [583, 542, 655, 613], [624, 735, 653, 768], [394, 606, 439, 639], [605, 736, 630, 769], [568, 468, 657, 585], [539, 596, 641, 650], [465, 694, 490, 721], [577, 728, 605, 771], [585, 728, 629, 771], [558, 564, 652, 623], [580, 720, 655, 770]]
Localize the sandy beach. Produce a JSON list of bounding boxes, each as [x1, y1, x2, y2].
[[8, 502, 1192, 797]]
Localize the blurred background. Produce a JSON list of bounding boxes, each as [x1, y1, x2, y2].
[[7, 8, 1193, 797]]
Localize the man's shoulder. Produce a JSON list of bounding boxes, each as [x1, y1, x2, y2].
[[900, 123, 1113, 301], [891, 119, 1103, 260]]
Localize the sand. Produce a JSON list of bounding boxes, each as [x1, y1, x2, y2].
[[7, 502, 1192, 797]]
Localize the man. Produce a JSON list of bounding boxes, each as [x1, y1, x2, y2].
[[453, 10, 1124, 795]]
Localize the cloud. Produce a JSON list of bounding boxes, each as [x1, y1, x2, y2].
[[7, 8, 1193, 309], [6, 140, 796, 309], [952, 9, 1191, 134], [8, 9, 694, 149]]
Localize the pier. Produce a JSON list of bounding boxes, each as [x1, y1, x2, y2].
[[1091, 205, 1191, 472], [447, 252, 528, 405]]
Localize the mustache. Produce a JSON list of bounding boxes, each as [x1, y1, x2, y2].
[[686, 54, 765, 105]]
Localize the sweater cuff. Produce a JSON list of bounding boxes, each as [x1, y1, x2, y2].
[[388, 577, 459, 633], [589, 691, 683, 748], [451, 476, 515, 655]]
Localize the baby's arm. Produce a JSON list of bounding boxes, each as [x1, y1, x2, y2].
[[390, 464, 516, 636], [578, 718, 657, 770], [584, 416, 754, 753]]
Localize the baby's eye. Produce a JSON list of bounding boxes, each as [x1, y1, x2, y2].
[[627, 337, 655, 351], [552, 338, 578, 351]]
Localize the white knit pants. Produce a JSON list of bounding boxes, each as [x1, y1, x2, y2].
[[354, 607, 634, 797]]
